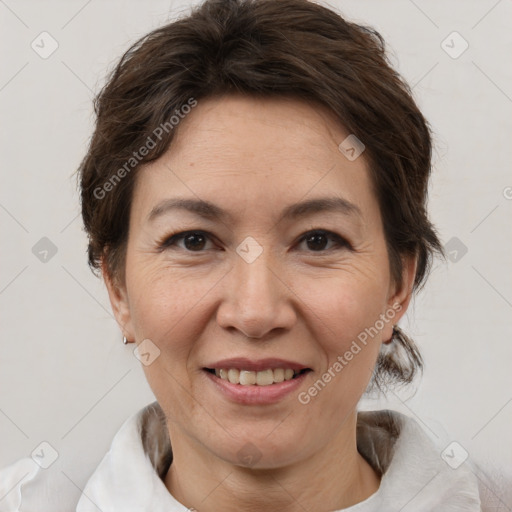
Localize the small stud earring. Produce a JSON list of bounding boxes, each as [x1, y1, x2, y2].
[[123, 336, 128, 345]]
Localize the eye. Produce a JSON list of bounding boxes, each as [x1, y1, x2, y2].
[[158, 229, 351, 253], [297, 229, 351, 252], [158, 230, 215, 252]]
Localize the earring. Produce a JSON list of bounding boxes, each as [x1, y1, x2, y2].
[[123, 336, 128, 345]]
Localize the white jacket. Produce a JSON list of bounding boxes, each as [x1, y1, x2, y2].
[[0, 401, 504, 511]]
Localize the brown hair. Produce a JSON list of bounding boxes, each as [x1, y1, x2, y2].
[[78, 0, 444, 390]]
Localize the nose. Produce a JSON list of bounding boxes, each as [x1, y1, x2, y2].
[[216, 247, 297, 339]]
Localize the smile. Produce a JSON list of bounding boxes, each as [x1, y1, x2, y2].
[[205, 368, 311, 386]]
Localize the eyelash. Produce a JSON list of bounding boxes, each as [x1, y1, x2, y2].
[[157, 229, 352, 253]]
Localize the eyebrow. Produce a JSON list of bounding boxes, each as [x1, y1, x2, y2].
[[147, 196, 362, 224]]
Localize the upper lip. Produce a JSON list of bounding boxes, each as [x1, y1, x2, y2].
[[204, 358, 311, 372]]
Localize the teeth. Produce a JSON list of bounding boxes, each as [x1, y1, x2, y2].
[[239, 370, 256, 385], [212, 368, 305, 386], [256, 369, 274, 386], [227, 368, 240, 384], [273, 368, 285, 383]]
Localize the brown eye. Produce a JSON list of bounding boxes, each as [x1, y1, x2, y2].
[[182, 233, 207, 251], [299, 230, 351, 252], [159, 231, 213, 252]]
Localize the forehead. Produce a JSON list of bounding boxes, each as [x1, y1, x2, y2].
[[170, 94, 350, 168], [132, 95, 379, 227]]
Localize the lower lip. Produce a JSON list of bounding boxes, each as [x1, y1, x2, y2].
[[203, 370, 310, 405]]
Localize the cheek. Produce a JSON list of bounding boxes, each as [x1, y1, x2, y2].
[[126, 254, 217, 343], [300, 270, 388, 348], [124, 259, 229, 399], [127, 265, 207, 388], [127, 269, 213, 424], [294, 273, 386, 405]]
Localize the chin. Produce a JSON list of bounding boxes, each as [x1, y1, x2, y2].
[[208, 427, 307, 470]]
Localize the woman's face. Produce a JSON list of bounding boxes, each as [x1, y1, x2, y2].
[[106, 95, 414, 468]]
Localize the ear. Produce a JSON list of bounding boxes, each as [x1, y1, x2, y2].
[[102, 257, 135, 342], [382, 254, 417, 342]]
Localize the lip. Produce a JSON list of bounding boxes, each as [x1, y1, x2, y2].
[[203, 357, 310, 372], [203, 368, 311, 405]]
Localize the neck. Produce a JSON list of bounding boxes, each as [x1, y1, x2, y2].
[[163, 413, 381, 512]]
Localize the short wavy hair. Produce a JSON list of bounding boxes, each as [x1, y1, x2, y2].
[[78, 0, 444, 390]]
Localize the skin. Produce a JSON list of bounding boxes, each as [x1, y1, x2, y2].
[[104, 95, 417, 511]]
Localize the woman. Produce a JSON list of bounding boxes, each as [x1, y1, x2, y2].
[[0, 0, 487, 510]]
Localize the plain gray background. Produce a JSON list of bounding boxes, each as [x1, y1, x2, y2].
[[1, 0, 511, 503]]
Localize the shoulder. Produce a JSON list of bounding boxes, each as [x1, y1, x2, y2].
[[356, 409, 482, 511], [0, 455, 80, 511], [0, 403, 158, 511]]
